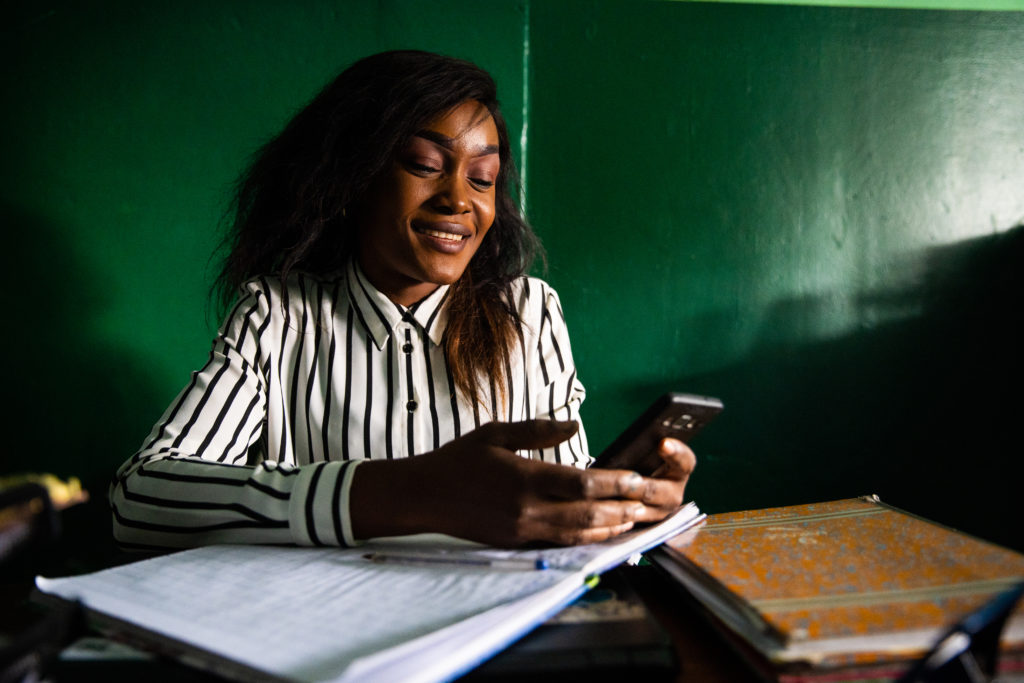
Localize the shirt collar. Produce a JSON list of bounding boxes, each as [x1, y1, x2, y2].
[[345, 259, 450, 350]]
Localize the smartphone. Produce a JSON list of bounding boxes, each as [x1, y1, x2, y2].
[[591, 392, 723, 475]]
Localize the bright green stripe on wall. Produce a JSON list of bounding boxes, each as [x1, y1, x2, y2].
[[668, 0, 1024, 10]]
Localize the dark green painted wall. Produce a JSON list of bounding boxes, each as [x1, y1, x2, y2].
[[679, 0, 1024, 8], [3, 1, 1022, 569], [529, 1, 1024, 550]]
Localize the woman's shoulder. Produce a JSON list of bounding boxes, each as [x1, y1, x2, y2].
[[508, 275, 567, 316], [232, 270, 348, 319], [239, 270, 345, 298]]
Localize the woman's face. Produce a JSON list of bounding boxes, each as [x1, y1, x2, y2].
[[357, 100, 500, 306]]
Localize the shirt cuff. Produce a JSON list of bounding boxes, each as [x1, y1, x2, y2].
[[288, 460, 362, 547]]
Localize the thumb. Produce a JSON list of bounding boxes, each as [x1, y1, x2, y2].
[[651, 437, 697, 479], [475, 419, 579, 451]]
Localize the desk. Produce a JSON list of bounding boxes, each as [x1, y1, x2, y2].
[[629, 564, 766, 683]]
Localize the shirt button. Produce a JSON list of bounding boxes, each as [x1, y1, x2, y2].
[[402, 343, 413, 354], [406, 400, 417, 412]]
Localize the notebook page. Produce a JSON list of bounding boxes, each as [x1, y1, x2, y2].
[[37, 544, 572, 682], [339, 569, 591, 682]]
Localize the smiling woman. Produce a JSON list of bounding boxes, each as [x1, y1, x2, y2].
[[108, 50, 696, 550]]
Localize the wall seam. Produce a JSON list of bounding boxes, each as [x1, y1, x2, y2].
[[519, 0, 531, 216]]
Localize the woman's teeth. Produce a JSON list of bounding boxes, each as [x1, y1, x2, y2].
[[422, 229, 465, 242]]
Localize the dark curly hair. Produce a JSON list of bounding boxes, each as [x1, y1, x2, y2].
[[215, 49, 541, 408]]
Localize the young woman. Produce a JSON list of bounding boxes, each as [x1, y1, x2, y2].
[[109, 50, 695, 550]]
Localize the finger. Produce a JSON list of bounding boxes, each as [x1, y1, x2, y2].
[[625, 477, 686, 509], [532, 465, 648, 501], [527, 520, 637, 547], [650, 438, 696, 480], [631, 499, 686, 523], [572, 471, 686, 510], [521, 499, 648, 530], [529, 495, 681, 529], [474, 419, 579, 452]]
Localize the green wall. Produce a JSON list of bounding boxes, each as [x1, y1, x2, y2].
[[3, 1, 1022, 569], [674, 0, 1024, 9], [529, 1, 1024, 551]]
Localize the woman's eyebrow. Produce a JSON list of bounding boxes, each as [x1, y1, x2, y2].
[[414, 130, 499, 157]]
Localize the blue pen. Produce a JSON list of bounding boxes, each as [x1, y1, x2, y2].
[[364, 551, 549, 571]]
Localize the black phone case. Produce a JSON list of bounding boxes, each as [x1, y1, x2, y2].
[[592, 393, 723, 475]]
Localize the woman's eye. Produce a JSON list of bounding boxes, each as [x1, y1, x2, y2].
[[470, 177, 495, 189], [409, 162, 440, 174]]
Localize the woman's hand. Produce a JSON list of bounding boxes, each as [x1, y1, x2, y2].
[[349, 420, 696, 547]]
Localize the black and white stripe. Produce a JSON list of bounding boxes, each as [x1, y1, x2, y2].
[[110, 260, 590, 549]]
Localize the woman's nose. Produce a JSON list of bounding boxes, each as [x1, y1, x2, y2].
[[433, 175, 470, 215]]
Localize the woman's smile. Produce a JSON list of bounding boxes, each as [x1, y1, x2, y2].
[[413, 220, 472, 252]]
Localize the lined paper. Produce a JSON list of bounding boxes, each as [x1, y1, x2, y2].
[[37, 503, 702, 682]]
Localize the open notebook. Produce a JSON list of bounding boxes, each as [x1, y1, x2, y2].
[[36, 503, 703, 683]]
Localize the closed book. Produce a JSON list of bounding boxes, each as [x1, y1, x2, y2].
[[648, 496, 1024, 678]]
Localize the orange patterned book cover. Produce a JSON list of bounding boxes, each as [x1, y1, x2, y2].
[[651, 496, 1024, 671]]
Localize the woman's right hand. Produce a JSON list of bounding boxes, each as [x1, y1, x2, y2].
[[349, 420, 692, 547]]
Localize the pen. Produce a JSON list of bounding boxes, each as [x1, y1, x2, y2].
[[363, 551, 549, 571]]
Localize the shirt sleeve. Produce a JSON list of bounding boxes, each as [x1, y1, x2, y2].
[[109, 279, 360, 550], [528, 282, 592, 469]]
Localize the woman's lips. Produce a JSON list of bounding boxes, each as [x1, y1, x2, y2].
[[413, 221, 471, 253]]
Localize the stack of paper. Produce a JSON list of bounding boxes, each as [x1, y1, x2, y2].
[[37, 503, 704, 683]]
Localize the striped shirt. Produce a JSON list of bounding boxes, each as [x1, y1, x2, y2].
[[109, 260, 590, 550]]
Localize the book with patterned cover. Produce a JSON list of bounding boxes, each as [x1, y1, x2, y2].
[[649, 495, 1024, 671]]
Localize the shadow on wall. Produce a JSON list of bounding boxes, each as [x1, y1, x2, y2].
[[630, 224, 1024, 552], [2, 203, 163, 573]]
